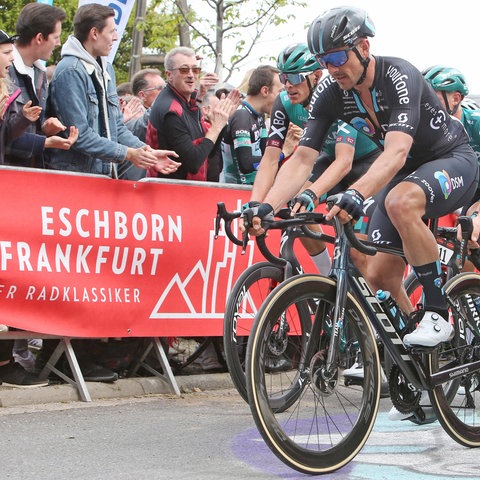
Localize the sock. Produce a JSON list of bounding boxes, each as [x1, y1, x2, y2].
[[412, 260, 448, 317], [311, 248, 332, 275]]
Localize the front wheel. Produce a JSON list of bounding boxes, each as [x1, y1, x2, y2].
[[428, 272, 480, 447], [223, 262, 284, 402], [246, 274, 381, 474]]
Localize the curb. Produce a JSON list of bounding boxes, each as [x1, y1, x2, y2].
[[0, 373, 234, 407]]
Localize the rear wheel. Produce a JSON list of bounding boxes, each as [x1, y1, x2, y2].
[[428, 272, 480, 446], [246, 274, 381, 474]]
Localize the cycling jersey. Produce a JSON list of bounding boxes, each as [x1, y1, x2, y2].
[[462, 107, 480, 164], [268, 90, 380, 162], [221, 100, 267, 184], [300, 56, 477, 247], [266, 91, 307, 150], [301, 56, 471, 168]]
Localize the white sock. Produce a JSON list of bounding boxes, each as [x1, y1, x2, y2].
[[310, 248, 331, 275]]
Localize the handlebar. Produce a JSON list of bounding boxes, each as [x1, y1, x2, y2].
[[456, 215, 474, 268], [215, 201, 378, 266]]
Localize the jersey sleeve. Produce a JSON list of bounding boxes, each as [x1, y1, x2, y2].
[[266, 95, 290, 149], [228, 108, 265, 174]]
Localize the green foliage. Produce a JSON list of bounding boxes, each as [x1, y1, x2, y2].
[[1, 0, 305, 83], [173, 0, 307, 81]]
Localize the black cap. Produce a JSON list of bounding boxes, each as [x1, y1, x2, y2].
[[0, 30, 18, 45]]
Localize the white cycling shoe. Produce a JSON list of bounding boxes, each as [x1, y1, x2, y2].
[[403, 311, 453, 347]]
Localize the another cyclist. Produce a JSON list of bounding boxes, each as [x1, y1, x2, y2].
[[422, 66, 480, 270], [243, 6, 478, 348], [248, 43, 382, 275]]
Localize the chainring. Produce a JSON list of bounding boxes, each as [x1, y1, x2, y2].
[[388, 364, 422, 414]]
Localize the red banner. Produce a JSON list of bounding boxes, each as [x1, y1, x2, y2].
[[0, 168, 317, 337]]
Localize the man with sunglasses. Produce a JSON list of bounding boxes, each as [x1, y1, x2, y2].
[[243, 6, 478, 349], [246, 42, 381, 275], [146, 46, 240, 180]]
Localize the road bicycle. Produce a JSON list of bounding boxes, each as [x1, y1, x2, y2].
[[244, 207, 480, 474], [215, 202, 339, 404]]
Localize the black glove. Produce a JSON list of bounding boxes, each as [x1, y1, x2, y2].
[[241, 203, 274, 229], [291, 189, 318, 212], [337, 189, 365, 220]]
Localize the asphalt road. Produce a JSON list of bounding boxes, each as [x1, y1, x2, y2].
[[1, 388, 479, 480]]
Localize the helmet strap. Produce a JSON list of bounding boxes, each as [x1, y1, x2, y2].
[[302, 75, 315, 108], [441, 91, 458, 115], [352, 47, 370, 85]]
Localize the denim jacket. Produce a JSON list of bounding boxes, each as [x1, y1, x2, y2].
[[5, 48, 48, 167], [45, 35, 144, 176]]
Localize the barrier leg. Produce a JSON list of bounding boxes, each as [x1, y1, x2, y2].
[[38, 338, 91, 402], [127, 338, 180, 396]]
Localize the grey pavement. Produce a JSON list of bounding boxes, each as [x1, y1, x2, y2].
[[0, 371, 234, 407]]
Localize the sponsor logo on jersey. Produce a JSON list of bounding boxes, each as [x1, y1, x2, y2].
[[351, 117, 375, 136], [386, 65, 410, 105]]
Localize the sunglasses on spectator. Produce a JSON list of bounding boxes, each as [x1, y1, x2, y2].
[[316, 46, 355, 69], [171, 66, 202, 75], [142, 85, 164, 92], [279, 72, 311, 85]]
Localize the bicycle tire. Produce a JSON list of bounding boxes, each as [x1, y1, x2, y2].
[[223, 262, 284, 402], [168, 337, 212, 373], [246, 274, 381, 474], [428, 272, 480, 447]]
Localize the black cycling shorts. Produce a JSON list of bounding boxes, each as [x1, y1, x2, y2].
[[368, 143, 479, 248]]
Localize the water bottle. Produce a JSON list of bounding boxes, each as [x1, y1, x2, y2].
[[376, 289, 405, 332]]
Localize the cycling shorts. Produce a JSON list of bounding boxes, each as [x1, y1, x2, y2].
[[368, 143, 479, 248]]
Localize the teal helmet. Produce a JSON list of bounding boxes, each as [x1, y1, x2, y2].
[[422, 65, 469, 96], [277, 43, 320, 73]]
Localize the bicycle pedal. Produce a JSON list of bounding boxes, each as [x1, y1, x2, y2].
[[407, 346, 437, 355], [344, 376, 363, 387]]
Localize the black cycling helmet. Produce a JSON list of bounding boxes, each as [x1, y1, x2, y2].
[[307, 6, 375, 56], [277, 43, 321, 73], [307, 6, 375, 85], [422, 65, 469, 115]]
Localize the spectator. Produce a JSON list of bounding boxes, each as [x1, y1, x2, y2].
[[45, 3, 180, 179], [38, 3, 180, 383], [117, 81, 133, 98], [220, 65, 283, 184], [0, 30, 48, 387], [236, 68, 254, 97], [119, 69, 166, 180], [117, 81, 145, 124], [199, 92, 223, 182], [7, 3, 78, 374], [6, 2, 75, 168], [131, 68, 166, 110], [146, 46, 241, 180]]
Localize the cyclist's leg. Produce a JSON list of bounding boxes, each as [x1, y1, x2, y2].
[[391, 149, 478, 346]]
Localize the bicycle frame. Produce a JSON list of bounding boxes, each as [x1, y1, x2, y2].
[[322, 216, 480, 394]]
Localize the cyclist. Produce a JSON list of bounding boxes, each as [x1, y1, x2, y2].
[[243, 6, 478, 349], [422, 66, 480, 269], [247, 42, 382, 275]]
